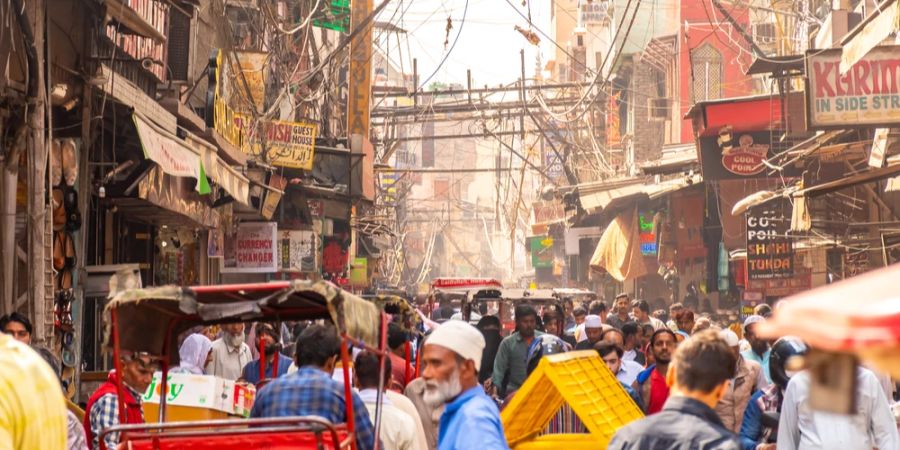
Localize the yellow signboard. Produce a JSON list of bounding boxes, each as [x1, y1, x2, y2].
[[230, 51, 268, 113], [233, 114, 318, 170]]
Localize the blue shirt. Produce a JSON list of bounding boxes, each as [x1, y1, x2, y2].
[[241, 354, 293, 385], [250, 366, 376, 450], [438, 386, 509, 450], [739, 389, 768, 450], [741, 348, 771, 384]]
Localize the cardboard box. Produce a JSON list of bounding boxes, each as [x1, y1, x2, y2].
[[142, 372, 234, 414]]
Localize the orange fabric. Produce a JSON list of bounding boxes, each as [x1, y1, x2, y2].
[[589, 207, 648, 281]]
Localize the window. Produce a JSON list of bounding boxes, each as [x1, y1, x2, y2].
[[691, 44, 722, 103]]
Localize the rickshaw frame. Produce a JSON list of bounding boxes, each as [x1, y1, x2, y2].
[[100, 280, 409, 450]]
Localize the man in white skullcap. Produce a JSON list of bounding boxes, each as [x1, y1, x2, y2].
[[421, 321, 510, 450], [574, 314, 603, 350]]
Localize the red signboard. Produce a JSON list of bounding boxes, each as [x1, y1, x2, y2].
[[431, 278, 503, 290]]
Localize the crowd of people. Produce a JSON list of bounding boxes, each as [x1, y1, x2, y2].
[[2, 290, 899, 450]]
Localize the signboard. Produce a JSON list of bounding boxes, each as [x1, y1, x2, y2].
[[260, 174, 287, 220], [530, 235, 554, 269], [607, 92, 622, 147], [580, 0, 610, 24], [741, 291, 764, 318], [698, 130, 772, 180], [221, 222, 278, 273], [638, 208, 657, 256], [349, 257, 368, 288], [322, 236, 349, 274], [313, 0, 350, 33], [229, 52, 268, 113], [278, 230, 317, 272], [806, 45, 900, 129], [869, 127, 892, 168], [347, 0, 373, 139], [746, 203, 793, 280], [430, 278, 503, 290], [842, 251, 869, 279], [532, 201, 566, 225], [233, 114, 318, 170], [543, 150, 565, 181]]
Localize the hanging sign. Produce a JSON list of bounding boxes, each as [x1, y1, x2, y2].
[[530, 235, 554, 269], [222, 222, 278, 273], [638, 208, 657, 256], [233, 114, 318, 170], [698, 130, 773, 180], [746, 203, 793, 280], [806, 45, 900, 129]]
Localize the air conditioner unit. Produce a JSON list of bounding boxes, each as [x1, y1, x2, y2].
[[648, 98, 671, 120], [753, 22, 777, 45]]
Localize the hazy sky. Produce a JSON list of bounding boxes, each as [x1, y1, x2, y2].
[[373, 0, 555, 89]]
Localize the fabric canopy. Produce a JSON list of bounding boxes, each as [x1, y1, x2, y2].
[[589, 207, 648, 281]]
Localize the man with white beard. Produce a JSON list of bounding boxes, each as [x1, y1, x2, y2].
[[206, 322, 253, 380], [421, 320, 510, 450]]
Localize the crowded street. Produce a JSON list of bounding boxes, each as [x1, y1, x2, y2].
[[2, 0, 900, 449]]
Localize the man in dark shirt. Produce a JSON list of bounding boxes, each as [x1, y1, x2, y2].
[[606, 294, 633, 330], [609, 329, 740, 450]]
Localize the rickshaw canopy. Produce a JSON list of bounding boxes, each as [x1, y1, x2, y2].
[[103, 280, 381, 364], [757, 263, 900, 378]]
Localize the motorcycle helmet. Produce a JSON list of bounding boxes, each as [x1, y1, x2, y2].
[[769, 336, 809, 390], [525, 334, 567, 375]]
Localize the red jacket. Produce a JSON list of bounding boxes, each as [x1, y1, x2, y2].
[[84, 371, 144, 449]]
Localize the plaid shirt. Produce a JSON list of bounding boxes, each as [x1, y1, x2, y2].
[[250, 366, 376, 450], [89, 386, 143, 450]]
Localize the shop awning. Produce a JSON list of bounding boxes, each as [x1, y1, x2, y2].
[[110, 166, 220, 229], [133, 113, 252, 206], [577, 173, 702, 213], [756, 262, 900, 378]]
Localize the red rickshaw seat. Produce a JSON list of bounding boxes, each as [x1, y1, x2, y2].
[[120, 425, 350, 450]]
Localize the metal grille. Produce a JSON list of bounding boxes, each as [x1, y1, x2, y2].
[[167, 11, 192, 81], [691, 44, 722, 103]]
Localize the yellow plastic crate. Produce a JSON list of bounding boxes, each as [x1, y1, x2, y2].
[[501, 350, 643, 449]]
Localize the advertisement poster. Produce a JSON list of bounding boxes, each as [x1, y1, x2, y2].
[[278, 230, 317, 272], [806, 45, 900, 129], [221, 222, 278, 273], [530, 235, 554, 269], [322, 236, 349, 275], [746, 202, 793, 280], [349, 257, 368, 288]]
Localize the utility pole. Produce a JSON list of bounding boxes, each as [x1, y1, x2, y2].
[[26, 0, 49, 344], [509, 49, 528, 280]]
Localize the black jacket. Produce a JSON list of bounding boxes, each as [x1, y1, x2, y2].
[[608, 396, 742, 450]]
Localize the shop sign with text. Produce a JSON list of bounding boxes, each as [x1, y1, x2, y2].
[[746, 203, 793, 280], [699, 131, 772, 180], [222, 222, 278, 273], [806, 45, 900, 128], [233, 114, 318, 170]]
